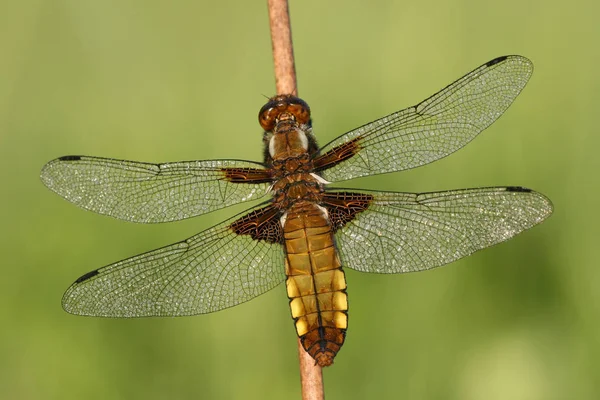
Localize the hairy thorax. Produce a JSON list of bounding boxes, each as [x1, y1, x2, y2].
[[268, 122, 325, 211], [271, 155, 324, 211]]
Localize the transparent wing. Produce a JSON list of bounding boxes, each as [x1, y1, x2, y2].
[[331, 187, 552, 273], [62, 204, 286, 317], [316, 56, 533, 182], [41, 156, 271, 223]]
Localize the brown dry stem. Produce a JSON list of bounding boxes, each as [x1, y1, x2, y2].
[[267, 0, 298, 95], [266, 0, 324, 399]]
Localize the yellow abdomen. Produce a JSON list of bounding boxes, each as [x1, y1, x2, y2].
[[283, 201, 348, 366]]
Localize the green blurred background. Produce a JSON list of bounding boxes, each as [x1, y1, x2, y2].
[[1, 0, 598, 399]]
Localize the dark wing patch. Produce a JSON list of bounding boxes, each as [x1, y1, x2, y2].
[[321, 191, 373, 230], [74, 269, 99, 284], [59, 155, 82, 161], [229, 204, 284, 243], [506, 186, 532, 193], [486, 55, 508, 66], [222, 167, 273, 183], [313, 137, 362, 172]]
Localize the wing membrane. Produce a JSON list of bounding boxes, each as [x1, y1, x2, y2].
[[41, 156, 270, 223], [331, 187, 552, 274], [62, 204, 286, 317], [317, 56, 533, 182]]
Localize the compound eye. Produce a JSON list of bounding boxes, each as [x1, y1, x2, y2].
[[288, 103, 310, 125], [258, 106, 278, 131], [259, 95, 311, 130]]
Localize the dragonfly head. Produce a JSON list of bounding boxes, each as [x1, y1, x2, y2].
[[259, 94, 311, 131]]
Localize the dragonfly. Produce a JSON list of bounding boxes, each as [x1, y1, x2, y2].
[[41, 55, 553, 367]]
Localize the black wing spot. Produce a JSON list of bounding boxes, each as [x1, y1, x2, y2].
[[229, 205, 284, 244], [506, 186, 532, 193], [486, 56, 509, 67], [74, 269, 99, 283], [59, 155, 82, 161], [321, 192, 374, 231]]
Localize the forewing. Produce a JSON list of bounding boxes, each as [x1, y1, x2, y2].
[[329, 187, 552, 273], [315, 56, 533, 181], [62, 204, 286, 317], [41, 156, 271, 223]]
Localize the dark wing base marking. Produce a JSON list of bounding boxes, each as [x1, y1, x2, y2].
[[313, 137, 362, 172], [221, 167, 273, 183], [321, 191, 373, 230], [229, 204, 284, 244]]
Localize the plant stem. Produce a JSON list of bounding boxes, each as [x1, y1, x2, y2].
[[267, 0, 298, 95], [266, 1, 324, 399], [296, 337, 325, 400]]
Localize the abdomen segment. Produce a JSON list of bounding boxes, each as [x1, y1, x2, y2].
[[283, 202, 348, 366]]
